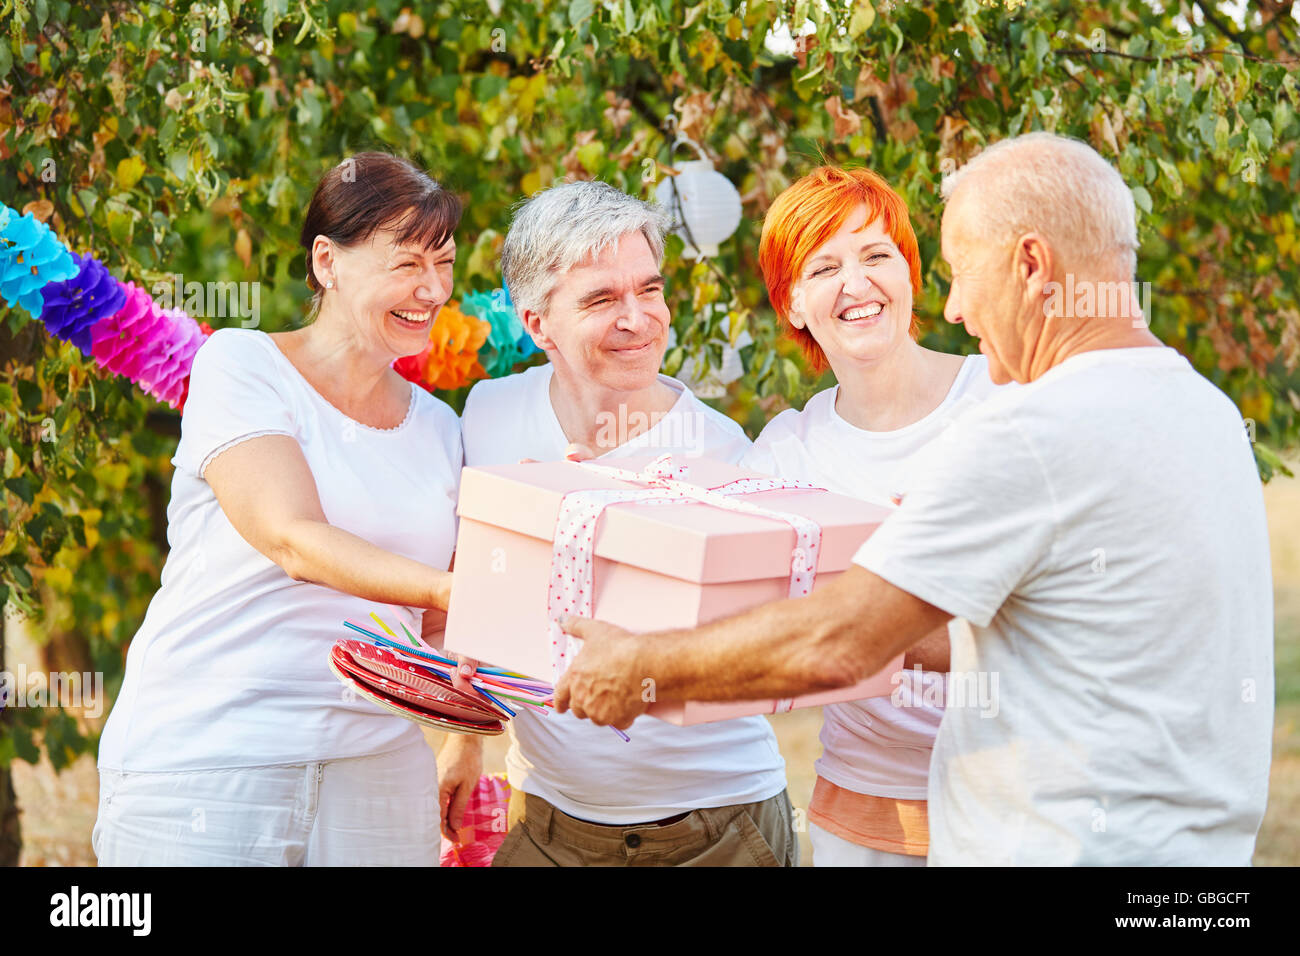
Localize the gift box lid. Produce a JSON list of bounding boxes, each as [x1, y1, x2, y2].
[[455, 455, 891, 585]]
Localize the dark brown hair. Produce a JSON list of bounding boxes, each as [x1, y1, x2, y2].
[[299, 152, 462, 296]]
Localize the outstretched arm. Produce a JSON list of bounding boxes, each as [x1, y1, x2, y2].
[[205, 434, 453, 610], [554, 564, 951, 728]]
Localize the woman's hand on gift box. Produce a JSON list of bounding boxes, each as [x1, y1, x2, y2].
[[517, 443, 595, 467], [553, 616, 648, 730], [563, 443, 596, 462]]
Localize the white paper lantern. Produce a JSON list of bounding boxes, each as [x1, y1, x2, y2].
[[655, 159, 743, 259]]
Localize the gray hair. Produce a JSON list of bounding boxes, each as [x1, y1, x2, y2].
[[941, 132, 1138, 274], [501, 181, 669, 317]]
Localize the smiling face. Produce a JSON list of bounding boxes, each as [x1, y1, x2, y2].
[[525, 231, 670, 392], [787, 204, 915, 370], [312, 218, 456, 359]]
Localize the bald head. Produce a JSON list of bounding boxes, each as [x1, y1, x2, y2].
[[942, 132, 1138, 277]]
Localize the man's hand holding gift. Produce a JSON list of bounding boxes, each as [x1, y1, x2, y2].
[[554, 616, 648, 730]]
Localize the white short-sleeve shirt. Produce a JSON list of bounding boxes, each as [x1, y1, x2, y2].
[[744, 354, 1000, 800], [98, 329, 464, 772], [461, 363, 787, 824], [853, 346, 1274, 865]]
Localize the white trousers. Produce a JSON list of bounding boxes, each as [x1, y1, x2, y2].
[[809, 821, 928, 867], [93, 737, 440, 866]]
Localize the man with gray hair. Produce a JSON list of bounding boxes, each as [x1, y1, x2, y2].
[[556, 133, 1274, 866], [438, 180, 796, 866]]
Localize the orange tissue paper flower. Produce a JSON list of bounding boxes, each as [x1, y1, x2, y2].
[[394, 300, 490, 392]]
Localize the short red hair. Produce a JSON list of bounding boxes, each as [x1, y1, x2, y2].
[[759, 166, 923, 373]]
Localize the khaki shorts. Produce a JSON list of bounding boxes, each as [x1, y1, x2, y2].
[[492, 788, 799, 867]]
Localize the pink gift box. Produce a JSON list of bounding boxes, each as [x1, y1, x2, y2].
[[443, 455, 904, 725]]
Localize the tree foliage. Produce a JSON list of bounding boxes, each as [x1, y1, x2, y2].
[[1, 0, 1297, 785]]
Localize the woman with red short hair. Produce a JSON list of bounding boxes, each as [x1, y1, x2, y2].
[[744, 166, 1004, 866]]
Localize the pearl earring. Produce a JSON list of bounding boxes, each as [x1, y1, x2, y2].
[[325, 280, 334, 289]]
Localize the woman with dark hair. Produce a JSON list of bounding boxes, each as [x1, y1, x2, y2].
[[93, 153, 466, 866]]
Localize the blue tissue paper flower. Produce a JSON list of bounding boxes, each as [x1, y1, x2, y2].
[[462, 285, 541, 378], [38, 252, 128, 355], [0, 204, 79, 317]]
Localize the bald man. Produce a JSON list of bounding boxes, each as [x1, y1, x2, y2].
[[556, 132, 1274, 866]]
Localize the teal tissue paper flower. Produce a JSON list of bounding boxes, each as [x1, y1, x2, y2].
[[462, 285, 541, 378], [0, 203, 79, 317]]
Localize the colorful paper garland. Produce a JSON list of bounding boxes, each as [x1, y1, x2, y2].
[[1, 199, 541, 411], [1, 201, 213, 412]]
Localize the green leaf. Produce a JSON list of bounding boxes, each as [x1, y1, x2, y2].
[[1196, 111, 1217, 149], [1155, 158, 1182, 197], [1249, 117, 1273, 152], [567, 0, 594, 28], [1131, 185, 1152, 215], [263, 0, 288, 40], [166, 150, 190, 182], [1028, 28, 1049, 70], [12, 725, 39, 765], [848, 0, 875, 39], [472, 74, 506, 103], [15, 378, 41, 411], [9, 562, 32, 589], [0, 39, 12, 79], [1214, 115, 1230, 153], [663, 346, 685, 376], [76, 187, 98, 217], [6, 475, 34, 505]]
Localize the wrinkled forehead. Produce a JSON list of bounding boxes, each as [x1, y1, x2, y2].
[[554, 234, 659, 295], [940, 189, 982, 260]]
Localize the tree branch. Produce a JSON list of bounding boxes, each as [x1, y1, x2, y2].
[[1195, 3, 1249, 49], [1056, 46, 1300, 64]]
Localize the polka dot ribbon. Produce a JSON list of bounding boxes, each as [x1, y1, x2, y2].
[[546, 454, 826, 684]]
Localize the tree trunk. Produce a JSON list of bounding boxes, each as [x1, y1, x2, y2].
[[0, 611, 22, 866]]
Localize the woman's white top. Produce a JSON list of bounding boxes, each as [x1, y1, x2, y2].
[[743, 354, 1000, 800], [98, 329, 463, 772]]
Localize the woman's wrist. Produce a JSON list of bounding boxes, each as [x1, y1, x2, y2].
[[427, 569, 453, 611]]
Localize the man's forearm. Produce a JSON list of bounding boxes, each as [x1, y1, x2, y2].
[[903, 623, 951, 672], [635, 567, 951, 703]]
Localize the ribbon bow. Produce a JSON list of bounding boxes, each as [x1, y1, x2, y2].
[[545, 455, 826, 684]]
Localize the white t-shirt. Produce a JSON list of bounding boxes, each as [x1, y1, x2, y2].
[[98, 329, 463, 772], [461, 363, 787, 823], [743, 354, 1000, 800], [853, 346, 1274, 865]]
